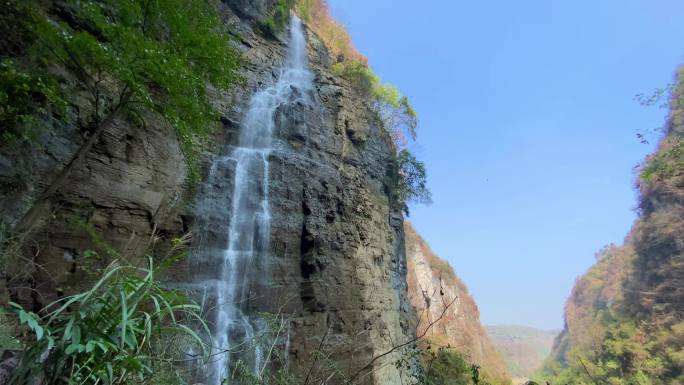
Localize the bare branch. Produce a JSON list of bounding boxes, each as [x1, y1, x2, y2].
[[347, 295, 458, 384]]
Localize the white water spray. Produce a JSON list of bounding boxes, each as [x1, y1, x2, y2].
[[194, 16, 312, 384]]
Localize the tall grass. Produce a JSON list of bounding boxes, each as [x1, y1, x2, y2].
[[4, 257, 209, 385]]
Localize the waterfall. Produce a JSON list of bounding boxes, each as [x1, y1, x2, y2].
[[192, 15, 313, 385]]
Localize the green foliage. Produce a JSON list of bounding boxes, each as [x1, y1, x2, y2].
[[0, 314, 22, 354], [331, 60, 418, 145], [425, 349, 475, 385], [295, 0, 314, 22], [534, 231, 684, 383], [331, 60, 375, 94], [231, 359, 297, 385], [540, 311, 684, 384], [123, 328, 197, 385], [331, 60, 418, 143], [387, 149, 432, 214], [331, 60, 428, 211], [393, 346, 499, 385], [255, 0, 295, 39], [0, 59, 66, 144], [19, 0, 242, 187], [640, 139, 684, 182], [3, 257, 209, 385]]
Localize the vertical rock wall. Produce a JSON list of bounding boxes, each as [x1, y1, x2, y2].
[[405, 222, 510, 383], [1, 3, 415, 384], [240, 22, 415, 385]]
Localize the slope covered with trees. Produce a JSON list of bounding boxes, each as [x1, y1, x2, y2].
[[539, 69, 684, 385]]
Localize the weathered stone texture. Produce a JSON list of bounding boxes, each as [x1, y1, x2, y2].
[[404, 222, 510, 383], [1, 6, 414, 384]]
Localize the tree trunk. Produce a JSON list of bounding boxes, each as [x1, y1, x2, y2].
[[13, 102, 128, 234]]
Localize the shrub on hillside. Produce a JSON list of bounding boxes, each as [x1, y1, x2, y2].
[[255, 0, 295, 39]]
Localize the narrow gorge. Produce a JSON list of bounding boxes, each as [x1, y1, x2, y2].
[[2, 1, 681, 385]]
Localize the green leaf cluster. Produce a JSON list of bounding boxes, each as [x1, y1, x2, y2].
[[387, 149, 432, 214], [15, 0, 242, 187], [0, 59, 66, 144], [425, 349, 477, 385], [640, 139, 684, 182], [540, 310, 684, 385], [295, 0, 314, 22], [393, 346, 502, 385], [3, 257, 209, 385], [255, 0, 295, 39]]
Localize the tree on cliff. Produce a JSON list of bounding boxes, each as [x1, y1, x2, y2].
[[7, 0, 242, 233]]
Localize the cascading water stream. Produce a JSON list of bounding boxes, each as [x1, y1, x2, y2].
[[192, 15, 313, 385]]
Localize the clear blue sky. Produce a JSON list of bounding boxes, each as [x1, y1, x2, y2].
[[326, 0, 684, 329]]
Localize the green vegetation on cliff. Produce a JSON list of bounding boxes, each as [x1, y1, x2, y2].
[[2, 0, 242, 223], [0, 60, 66, 143], [1, 1, 244, 377], [290, 0, 429, 211], [539, 69, 684, 385], [255, 0, 295, 38]]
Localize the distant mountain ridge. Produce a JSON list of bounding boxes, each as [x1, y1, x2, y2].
[[486, 325, 558, 382]]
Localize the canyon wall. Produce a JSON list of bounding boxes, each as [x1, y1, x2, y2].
[[541, 69, 684, 384], [404, 222, 510, 384], [0, 1, 414, 383]]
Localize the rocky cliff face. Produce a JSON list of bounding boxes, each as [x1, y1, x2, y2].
[[1, 2, 413, 384], [404, 222, 510, 384], [220, 10, 415, 384]]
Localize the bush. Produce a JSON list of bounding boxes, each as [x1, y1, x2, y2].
[[425, 349, 474, 385], [331, 60, 375, 95], [640, 139, 684, 182], [255, 0, 295, 39], [332, 60, 418, 159], [17, 0, 243, 186], [387, 149, 432, 214], [3, 257, 209, 385], [0, 59, 65, 144]]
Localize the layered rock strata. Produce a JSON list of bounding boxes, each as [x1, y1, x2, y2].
[[0, 2, 414, 384]]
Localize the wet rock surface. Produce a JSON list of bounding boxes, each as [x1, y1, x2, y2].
[[1, 5, 414, 385]]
